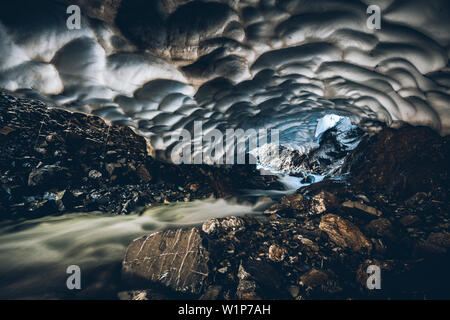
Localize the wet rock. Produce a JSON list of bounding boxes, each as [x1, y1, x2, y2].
[[117, 289, 169, 300], [300, 269, 329, 288], [88, 170, 102, 179], [236, 262, 260, 300], [364, 218, 394, 238], [417, 232, 450, 255], [220, 216, 245, 232], [280, 193, 305, 211], [202, 218, 220, 235], [399, 215, 421, 227], [426, 232, 450, 248], [263, 203, 284, 215], [235, 260, 287, 300], [310, 191, 339, 215], [319, 214, 372, 252], [122, 228, 210, 296], [301, 175, 315, 184], [199, 285, 222, 300], [27, 198, 59, 216], [268, 244, 287, 262], [27, 164, 70, 187], [299, 237, 320, 252], [288, 285, 300, 298], [201, 216, 246, 238], [405, 192, 429, 206], [342, 200, 382, 217], [188, 183, 199, 192], [136, 165, 152, 182], [119, 174, 449, 300], [118, 290, 150, 301]]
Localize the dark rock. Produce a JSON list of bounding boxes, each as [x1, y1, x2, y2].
[[27, 164, 70, 188], [399, 215, 421, 227], [220, 216, 245, 232], [288, 285, 300, 298], [118, 289, 169, 300], [300, 269, 329, 288], [202, 216, 245, 236], [236, 259, 288, 300], [342, 200, 382, 217], [416, 232, 450, 255], [136, 165, 152, 182], [319, 214, 372, 252], [364, 218, 394, 239], [426, 232, 450, 249], [202, 218, 220, 235], [301, 175, 315, 184], [268, 244, 287, 262], [236, 262, 260, 300], [88, 170, 102, 180], [309, 191, 339, 215], [199, 285, 222, 300], [280, 193, 305, 211], [27, 198, 59, 216], [341, 125, 450, 198], [122, 228, 210, 296], [298, 237, 320, 252]]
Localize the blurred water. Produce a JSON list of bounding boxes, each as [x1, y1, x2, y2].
[[0, 198, 269, 299]]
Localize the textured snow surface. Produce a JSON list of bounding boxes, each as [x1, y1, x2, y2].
[[0, 0, 449, 160]]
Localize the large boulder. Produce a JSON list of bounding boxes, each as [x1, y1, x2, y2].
[[122, 228, 210, 296], [319, 214, 372, 252]]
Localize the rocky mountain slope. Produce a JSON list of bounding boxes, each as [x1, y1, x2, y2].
[[0, 92, 280, 219]]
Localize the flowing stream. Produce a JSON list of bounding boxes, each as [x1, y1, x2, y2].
[[0, 197, 274, 299]]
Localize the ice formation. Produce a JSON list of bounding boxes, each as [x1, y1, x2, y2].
[[0, 0, 449, 161]]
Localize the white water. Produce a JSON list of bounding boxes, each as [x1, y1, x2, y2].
[[0, 198, 270, 299]]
